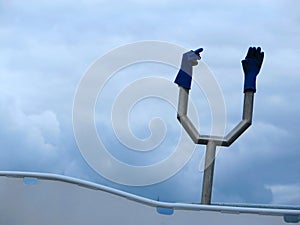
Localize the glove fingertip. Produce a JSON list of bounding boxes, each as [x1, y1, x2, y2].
[[259, 52, 264, 64], [250, 47, 255, 57], [245, 47, 251, 59], [257, 47, 261, 53]]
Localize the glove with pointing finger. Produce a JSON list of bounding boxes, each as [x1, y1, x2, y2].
[[174, 48, 203, 89]]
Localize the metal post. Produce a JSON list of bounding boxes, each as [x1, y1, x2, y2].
[[201, 141, 217, 204]]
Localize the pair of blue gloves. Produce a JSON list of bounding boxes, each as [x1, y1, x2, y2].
[[174, 47, 264, 92]]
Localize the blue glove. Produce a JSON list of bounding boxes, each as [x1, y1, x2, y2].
[[242, 47, 264, 92], [174, 48, 202, 89]]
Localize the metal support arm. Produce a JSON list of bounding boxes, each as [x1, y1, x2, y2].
[[224, 91, 254, 146], [176, 87, 255, 205], [176, 86, 255, 205], [177, 87, 254, 147]]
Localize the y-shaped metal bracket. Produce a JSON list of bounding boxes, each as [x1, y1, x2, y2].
[[176, 86, 255, 204]]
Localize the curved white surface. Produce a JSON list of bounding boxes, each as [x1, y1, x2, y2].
[[0, 171, 299, 225]]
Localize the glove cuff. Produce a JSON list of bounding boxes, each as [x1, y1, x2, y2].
[[174, 69, 192, 89], [244, 73, 257, 93]]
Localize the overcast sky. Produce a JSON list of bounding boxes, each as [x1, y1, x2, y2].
[[0, 0, 300, 205]]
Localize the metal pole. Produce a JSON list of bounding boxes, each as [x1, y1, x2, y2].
[[201, 141, 217, 205]]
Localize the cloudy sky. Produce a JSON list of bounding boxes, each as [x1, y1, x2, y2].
[[0, 0, 299, 206]]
